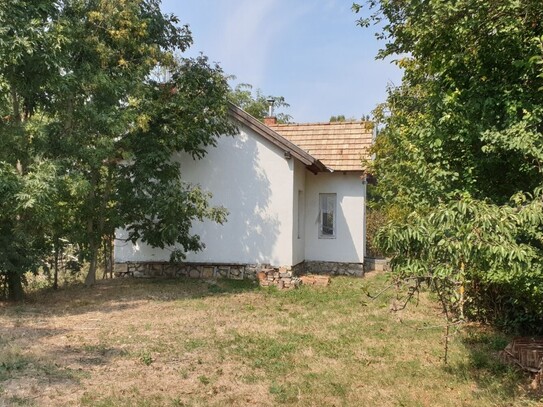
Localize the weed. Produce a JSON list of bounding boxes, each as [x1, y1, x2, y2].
[[198, 375, 210, 385], [329, 381, 347, 397], [170, 397, 187, 407], [139, 351, 153, 366], [206, 283, 224, 294], [83, 343, 108, 355], [244, 304, 256, 312], [178, 368, 189, 379]]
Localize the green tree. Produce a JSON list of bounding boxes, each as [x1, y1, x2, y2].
[[330, 115, 348, 122], [0, 162, 61, 300], [329, 114, 370, 122], [0, 0, 67, 300], [0, 0, 236, 298], [229, 83, 292, 123], [354, 0, 543, 333]]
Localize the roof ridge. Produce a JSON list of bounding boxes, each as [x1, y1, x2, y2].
[[270, 121, 372, 127]]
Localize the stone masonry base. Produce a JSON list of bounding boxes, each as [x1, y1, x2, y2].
[[301, 261, 364, 277], [113, 260, 364, 288]]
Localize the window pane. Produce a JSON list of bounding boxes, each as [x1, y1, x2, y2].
[[297, 190, 304, 239], [319, 193, 336, 238]]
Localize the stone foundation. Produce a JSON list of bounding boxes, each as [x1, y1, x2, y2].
[[114, 262, 266, 280], [301, 261, 364, 277], [113, 260, 364, 286]]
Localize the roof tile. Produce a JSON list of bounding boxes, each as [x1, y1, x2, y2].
[[268, 121, 373, 171]]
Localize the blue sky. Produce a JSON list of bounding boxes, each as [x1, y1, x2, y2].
[[160, 0, 402, 123]]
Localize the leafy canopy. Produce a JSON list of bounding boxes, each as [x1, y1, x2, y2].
[[355, 0, 543, 333], [229, 83, 292, 123], [0, 0, 236, 297]]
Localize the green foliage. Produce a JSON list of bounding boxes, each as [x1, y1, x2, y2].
[[139, 351, 153, 366], [329, 114, 371, 122], [229, 83, 292, 123], [0, 160, 61, 299], [364, 208, 386, 258], [330, 115, 348, 122], [0, 0, 236, 298], [377, 195, 543, 331], [355, 0, 543, 333]]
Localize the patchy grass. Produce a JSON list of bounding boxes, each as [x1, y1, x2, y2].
[[0, 272, 540, 406]]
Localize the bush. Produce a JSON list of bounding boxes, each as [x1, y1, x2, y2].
[[365, 209, 386, 258]]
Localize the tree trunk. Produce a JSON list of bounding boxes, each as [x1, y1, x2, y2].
[[109, 237, 114, 279], [85, 170, 99, 287], [53, 244, 59, 290], [102, 234, 114, 279], [10, 84, 20, 123], [85, 239, 98, 287], [7, 272, 24, 302]]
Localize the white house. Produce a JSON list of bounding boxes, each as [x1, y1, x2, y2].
[[114, 104, 373, 278]]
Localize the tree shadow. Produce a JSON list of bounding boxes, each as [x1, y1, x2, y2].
[[118, 124, 283, 266], [178, 124, 282, 265], [0, 347, 85, 385], [3, 276, 259, 318], [0, 341, 130, 405], [0, 278, 261, 402], [0, 325, 69, 343]]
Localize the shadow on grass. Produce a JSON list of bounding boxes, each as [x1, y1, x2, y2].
[[2, 276, 259, 317], [0, 342, 131, 406], [0, 348, 86, 384], [0, 326, 69, 345], [446, 326, 542, 403]]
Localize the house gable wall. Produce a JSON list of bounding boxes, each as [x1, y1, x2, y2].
[[114, 124, 296, 266]]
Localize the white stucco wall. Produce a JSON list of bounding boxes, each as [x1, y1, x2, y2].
[[115, 123, 296, 266], [304, 172, 365, 263]]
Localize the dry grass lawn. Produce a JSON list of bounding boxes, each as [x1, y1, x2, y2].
[[0, 272, 541, 406]]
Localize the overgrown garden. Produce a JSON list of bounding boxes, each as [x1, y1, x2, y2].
[[355, 0, 543, 334]]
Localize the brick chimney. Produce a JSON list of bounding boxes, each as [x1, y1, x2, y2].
[[264, 116, 277, 126]]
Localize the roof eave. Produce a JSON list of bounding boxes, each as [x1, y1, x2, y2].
[[328, 168, 366, 173]]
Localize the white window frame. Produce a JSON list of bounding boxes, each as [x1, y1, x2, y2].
[[319, 193, 337, 239]]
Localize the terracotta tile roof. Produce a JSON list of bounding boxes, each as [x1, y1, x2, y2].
[[268, 121, 373, 171]]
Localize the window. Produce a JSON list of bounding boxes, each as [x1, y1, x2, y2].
[[297, 190, 304, 239], [319, 193, 336, 238]]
